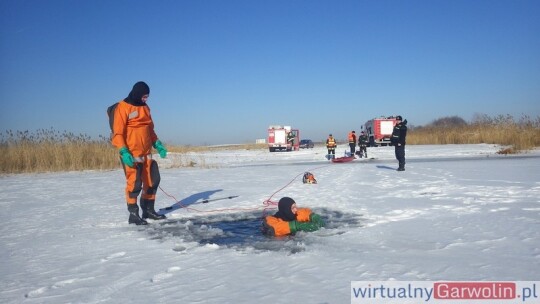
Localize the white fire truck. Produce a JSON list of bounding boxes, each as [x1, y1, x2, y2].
[[267, 125, 300, 152], [363, 116, 399, 147]]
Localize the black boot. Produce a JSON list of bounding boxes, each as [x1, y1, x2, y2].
[[127, 203, 148, 225], [397, 163, 405, 171], [140, 199, 166, 220]]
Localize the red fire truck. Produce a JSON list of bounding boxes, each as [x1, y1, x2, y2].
[[267, 125, 300, 152], [363, 116, 400, 147]]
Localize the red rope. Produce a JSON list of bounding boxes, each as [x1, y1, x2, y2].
[[260, 164, 330, 216], [159, 164, 330, 215]]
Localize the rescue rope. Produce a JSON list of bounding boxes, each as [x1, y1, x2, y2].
[[158, 164, 331, 215], [261, 164, 330, 216]]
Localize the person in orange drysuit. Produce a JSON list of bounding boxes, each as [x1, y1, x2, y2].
[[262, 197, 325, 236], [111, 81, 168, 225]]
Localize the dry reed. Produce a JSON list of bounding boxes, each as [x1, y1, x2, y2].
[[1, 115, 538, 174], [408, 114, 540, 152], [0, 128, 118, 174]]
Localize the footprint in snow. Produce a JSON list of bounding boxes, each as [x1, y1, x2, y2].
[[100, 251, 126, 262], [25, 278, 94, 298], [150, 266, 181, 283], [25, 286, 48, 298]]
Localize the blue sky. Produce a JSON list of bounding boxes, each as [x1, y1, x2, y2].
[[1, 0, 539, 145]]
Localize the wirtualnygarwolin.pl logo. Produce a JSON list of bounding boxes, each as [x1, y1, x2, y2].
[[351, 281, 538, 303]]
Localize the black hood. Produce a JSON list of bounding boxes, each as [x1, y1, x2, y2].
[[274, 197, 296, 221], [125, 81, 150, 106]]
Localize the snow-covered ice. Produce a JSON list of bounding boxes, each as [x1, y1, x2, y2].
[[1, 144, 539, 303]]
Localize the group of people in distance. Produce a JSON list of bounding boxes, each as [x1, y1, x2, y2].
[[326, 130, 369, 159], [325, 116, 408, 171]]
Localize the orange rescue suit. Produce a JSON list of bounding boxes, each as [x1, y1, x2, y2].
[[111, 100, 160, 204], [111, 100, 158, 157], [264, 208, 312, 236]]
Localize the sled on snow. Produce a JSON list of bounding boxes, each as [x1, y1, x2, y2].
[[331, 155, 355, 163]]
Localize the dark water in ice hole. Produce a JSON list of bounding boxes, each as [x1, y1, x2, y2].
[[143, 208, 365, 254]]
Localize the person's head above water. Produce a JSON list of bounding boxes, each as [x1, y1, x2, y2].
[[274, 197, 297, 221]]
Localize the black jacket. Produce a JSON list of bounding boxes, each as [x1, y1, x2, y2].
[[391, 122, 407, 145]]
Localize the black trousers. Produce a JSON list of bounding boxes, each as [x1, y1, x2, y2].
[[349, 143, 356, 155], [358, 145, 367, 155], [395, 144, 405, 167]]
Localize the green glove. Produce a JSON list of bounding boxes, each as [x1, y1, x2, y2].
[[310, 213, 325, 228], [153, 140, 167, 158], [119, 147, 134, 167], [289, 220, 321, 234]]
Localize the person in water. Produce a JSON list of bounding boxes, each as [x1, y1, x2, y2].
[[262, 197, 325, 236]]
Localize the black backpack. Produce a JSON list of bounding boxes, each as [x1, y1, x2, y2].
[[106, 102, 119, 139]]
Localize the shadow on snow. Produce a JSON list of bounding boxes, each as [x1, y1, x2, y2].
[[157, 189, 224, 215]]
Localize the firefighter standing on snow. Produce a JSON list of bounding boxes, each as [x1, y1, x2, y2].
[[111, 81, 168, 225], [348, 130, 357, 156], [357, 131, 368, 158], [391, 115, 408, 171], [326, 134, 337, 158], [262, 197, 325, 236]]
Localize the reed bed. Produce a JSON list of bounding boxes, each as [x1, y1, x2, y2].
[[0, 129, 118, 174], [0, 129, 267, 174], [2, 115, 539, 174], [407, 114, 540, 153]]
